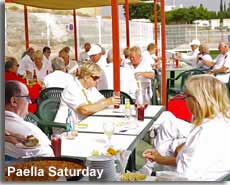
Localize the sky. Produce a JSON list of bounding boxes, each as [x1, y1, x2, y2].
[[101, 0, 230, 19]]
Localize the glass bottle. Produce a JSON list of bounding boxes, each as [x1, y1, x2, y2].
[[33, 69, 37, 81]]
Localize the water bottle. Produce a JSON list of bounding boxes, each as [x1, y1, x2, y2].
[[66, 109, 78, 137], [124, 98, 131, 122]]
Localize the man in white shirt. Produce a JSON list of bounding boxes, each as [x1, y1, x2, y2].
[[176, 39, 200, 67], [18, 47, 35, 78], [127, 46, 155, 93], [79, 42, 91, 62], [207, 42, 230, 83], [43, 57, 74, 88], [42, 46, 52, 73], [104, 49, 138, 99], [5, 80, 54, 158], [87, 44, 108, 90]]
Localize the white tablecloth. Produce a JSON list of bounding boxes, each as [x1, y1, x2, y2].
[[78, 116, 152, 136]]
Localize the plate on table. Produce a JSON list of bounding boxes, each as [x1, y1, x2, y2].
[[16, 143, 40, 149]]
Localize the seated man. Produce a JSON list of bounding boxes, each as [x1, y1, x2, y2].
[[43, 57, 74, 88], [5, 80, 54, 158], [207, 42, 230, 83], [104, 49, 137, 99], [54, 62, 120, 123], [176, 39, 200, 67], [141, 75, 230, 180]]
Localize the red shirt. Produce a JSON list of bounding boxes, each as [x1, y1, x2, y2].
[[5, 71, 42, 113]]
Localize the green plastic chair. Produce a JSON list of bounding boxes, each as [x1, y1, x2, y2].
[[24, 112, 70, 138], [151, 75, 161, 105], [167, 69, 205, 102], [37, 87, 64, 105], [99, 89, 134, 104], [37, 98, 60, 122]]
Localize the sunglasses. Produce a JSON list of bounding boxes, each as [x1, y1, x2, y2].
[[90, 75, 100, 81]]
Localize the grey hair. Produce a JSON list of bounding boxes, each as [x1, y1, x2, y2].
[[51, 57, 65, 71]]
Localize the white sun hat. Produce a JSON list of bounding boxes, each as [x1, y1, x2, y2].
[[87, 44, 102, 56], [189, 39, 200, 46]]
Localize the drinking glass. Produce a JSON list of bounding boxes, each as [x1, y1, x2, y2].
[[51, 134, 62, 157], [103, 122, 115, 147]]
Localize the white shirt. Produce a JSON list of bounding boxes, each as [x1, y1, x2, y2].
[[181, 48, 199, 67], [55, 78, 105, 123], [66, 60, 77, 73], [43, 70, 74, 88], [42, 55, 53, 73], [213, 51, 230, 83], [95, 67, 108, 91], [142, 51, 155, 65], [96, 55, 107, 70], [35, 64, 48, 81], [176, 116, 230, 180], [5, 111, 54, 158], [127, 59, 154, 86], [18, 55, 35, 76], [103, 63, 138, 99], [79, 51, 90, 62], [197, 53, 213, 69]]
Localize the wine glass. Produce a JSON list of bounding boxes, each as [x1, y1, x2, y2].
[[103, 122, 115, 147]]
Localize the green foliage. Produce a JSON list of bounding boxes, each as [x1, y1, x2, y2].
[[126, 2, 227, 24]]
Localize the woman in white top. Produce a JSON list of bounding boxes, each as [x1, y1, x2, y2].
[[55, 62, 120, 123], [143, 74, 230, 180], [196, 44, 213, 70]]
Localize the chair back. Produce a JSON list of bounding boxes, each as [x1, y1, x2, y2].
[[37, 98, 60, 122], [151, 75, 161, 105], [37, 87, 64, 105], [167, 69, 205, 102], [178, 69, 205, 91], [99, 89, 134, 104]]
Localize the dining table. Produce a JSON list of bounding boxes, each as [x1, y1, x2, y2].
[[60, 104, 165, 172]]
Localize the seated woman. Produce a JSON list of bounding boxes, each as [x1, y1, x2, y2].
[[142, 74, 230, 180], [196, 44, 213, 71], [55, 62, 120, 123], [5, 56, 42, 113]]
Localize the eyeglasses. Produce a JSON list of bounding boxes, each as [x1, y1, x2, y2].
[[15, 95, 31, 102], [90, 75, 100, 81]]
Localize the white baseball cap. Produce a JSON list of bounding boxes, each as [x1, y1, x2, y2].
[[189, 39, 200, 46], [87, 44, 102, 56]]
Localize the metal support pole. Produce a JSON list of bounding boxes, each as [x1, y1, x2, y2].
[[160, 0, 166, 106], [125, 0, 130, 48], [154, 0, 158, 55], [24, 5, 29, 49], [73, 9, 78, 61], [111, 0, 120, 92]]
